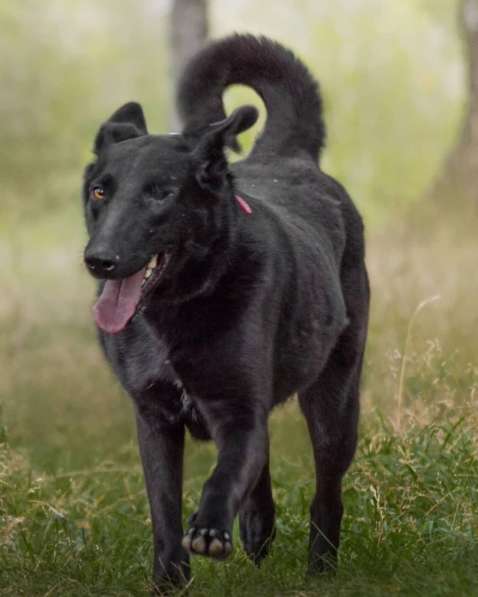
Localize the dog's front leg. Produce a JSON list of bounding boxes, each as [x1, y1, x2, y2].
[[135, 408, 189, 591], [182, 398, 268, 560]]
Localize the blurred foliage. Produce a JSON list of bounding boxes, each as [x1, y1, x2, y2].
[[0, 0, 465, 227], [215, 0, 465, 224], [0, 0, 169, 220]]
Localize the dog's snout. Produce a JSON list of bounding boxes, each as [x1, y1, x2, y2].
[[84, 247, 118, 276]]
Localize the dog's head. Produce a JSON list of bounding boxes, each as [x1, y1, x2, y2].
[[83, 101, 257, 334]]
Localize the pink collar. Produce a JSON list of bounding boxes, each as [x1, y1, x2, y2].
[[235, 194, 252, 215]]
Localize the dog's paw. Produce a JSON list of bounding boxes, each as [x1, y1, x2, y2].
[[240, 510, 276, 565], [182, 526, 232, 559]]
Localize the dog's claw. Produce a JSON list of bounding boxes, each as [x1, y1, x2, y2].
[[182, 525, 233, 559]]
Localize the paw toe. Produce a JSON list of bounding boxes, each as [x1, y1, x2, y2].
[[181, 534, 192, 551], [191, 534, 207, 553], [224, 540, 232, 556], [208, 537, 224, 556]]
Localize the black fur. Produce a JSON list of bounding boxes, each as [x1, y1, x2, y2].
[[82, 34, 369, 591], [178, 34, 325, 160]]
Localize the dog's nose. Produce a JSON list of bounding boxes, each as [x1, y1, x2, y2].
[[84, 248, 118, 276]]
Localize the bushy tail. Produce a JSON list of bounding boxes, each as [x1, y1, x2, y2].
[[177, 34, 325, 161]]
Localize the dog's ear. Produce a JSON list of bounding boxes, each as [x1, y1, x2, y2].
[[193, 105, 258, 193], [94, 102, 148, 154], [107, 102, 148, 130]]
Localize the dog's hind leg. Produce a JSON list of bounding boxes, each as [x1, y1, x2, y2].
[[298, 365, 360, 574], [239, 452, 276, 565], [182, 398, 268, 560], [298, 320, 365, 575], [134, 383, 190, 591]]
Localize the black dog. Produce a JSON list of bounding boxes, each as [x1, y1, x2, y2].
[[82, 35, 369, 590]]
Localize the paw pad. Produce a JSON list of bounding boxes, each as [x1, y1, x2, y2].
[[182, 526, 232, 559]]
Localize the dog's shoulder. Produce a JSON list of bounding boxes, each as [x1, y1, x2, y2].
[[232, 158, 348, 266]]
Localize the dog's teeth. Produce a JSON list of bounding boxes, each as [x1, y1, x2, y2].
[[148, 254, 158, 269], [144, 269, 152, 280]]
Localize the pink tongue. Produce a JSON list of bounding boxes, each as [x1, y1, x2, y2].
[[93, 268, 146, 334]]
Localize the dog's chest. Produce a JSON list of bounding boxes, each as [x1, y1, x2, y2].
[[103, 318, 184, 395], [102, 319, 211, 439]]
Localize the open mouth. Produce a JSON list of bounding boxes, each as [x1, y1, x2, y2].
[[93, 252, 171, 334]]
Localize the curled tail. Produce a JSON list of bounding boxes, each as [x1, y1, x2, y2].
[[177, 34, 325, 161]]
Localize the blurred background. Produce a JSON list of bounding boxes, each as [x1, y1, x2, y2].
[[1, 1, 477, 594]]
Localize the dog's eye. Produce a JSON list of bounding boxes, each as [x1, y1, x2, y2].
[[91, 185, 105, 201], [145, 184, 176, 202]]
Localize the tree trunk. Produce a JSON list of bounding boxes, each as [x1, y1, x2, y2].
[[169, 0, 208, 130], [432, 0, 478, 201], [460, 0, 478, 147]]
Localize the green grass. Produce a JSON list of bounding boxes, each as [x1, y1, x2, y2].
[[1, 204, 477, 596], [2, 414, 477, 596]]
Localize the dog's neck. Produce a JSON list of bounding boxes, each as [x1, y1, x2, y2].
[[144, 189, 245, 313]]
